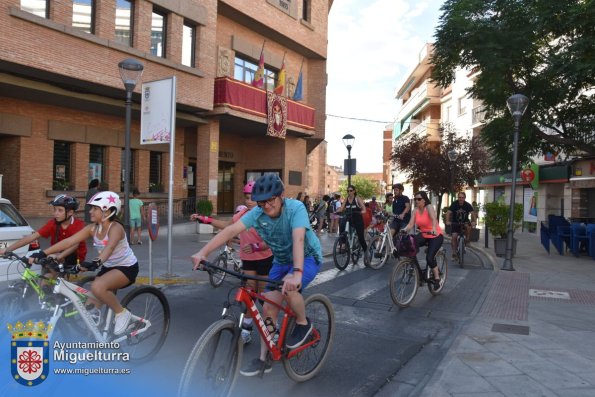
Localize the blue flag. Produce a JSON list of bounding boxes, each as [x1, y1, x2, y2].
[[292, 71, 303, 101]]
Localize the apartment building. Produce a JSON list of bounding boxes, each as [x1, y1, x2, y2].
[[0, 0, 331, 216]]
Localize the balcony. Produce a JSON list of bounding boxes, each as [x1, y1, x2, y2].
[[409, 118, 441, 142], [396, 81, 441, 121], [213, 77, 315, 131], [472, 105, 486, 125]]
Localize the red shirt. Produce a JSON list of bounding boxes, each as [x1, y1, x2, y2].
[[37, 217, 87, 262]]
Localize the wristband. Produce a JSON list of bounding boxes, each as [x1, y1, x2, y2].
[[292, 267, 303, 273], [198, 215, 213, 224], [250, 243, 260, 252]]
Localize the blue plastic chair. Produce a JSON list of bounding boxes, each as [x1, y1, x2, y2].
[[586, 224, 595, 260], [571, 223, 587, 257], [555, 225, 571, 255], [540, 222, 550, 254]]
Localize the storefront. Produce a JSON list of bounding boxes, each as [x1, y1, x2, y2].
[[569, 158, 595, 222]]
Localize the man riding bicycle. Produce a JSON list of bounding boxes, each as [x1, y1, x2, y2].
[[446, 192, 476, 260], [191, 173, 322, 377]]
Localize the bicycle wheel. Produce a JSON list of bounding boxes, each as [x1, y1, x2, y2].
[[458, 235, 465, 268], [119, 286, 170, 362], [367, 234, 389, 270], [333, 234, 350, 270], [11, 308, 71, 341], [178, 319, 242, 397], [428, 250, 448, 296], [209, 252, 228, 288], [389, 258, 419, 307], [0, 289, 30, 326], [283, 294, 335, 382], [351, 234, 362, 265]]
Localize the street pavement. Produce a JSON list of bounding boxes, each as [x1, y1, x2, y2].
[[24, 218, 595, 396]]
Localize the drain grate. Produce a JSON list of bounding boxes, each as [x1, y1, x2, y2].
[[491, 323, 530, 335]]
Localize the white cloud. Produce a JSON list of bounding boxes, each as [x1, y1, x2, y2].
[[325, 0, 443, 173]]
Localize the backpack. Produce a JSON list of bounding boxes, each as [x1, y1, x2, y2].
[[327, 199, 336, 214], [395, 234, 417, 258]]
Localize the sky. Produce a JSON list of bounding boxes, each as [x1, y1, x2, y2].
[[325, 0, 444, 173]]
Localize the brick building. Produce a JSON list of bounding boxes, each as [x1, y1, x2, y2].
[[0, 0, 331, 216]]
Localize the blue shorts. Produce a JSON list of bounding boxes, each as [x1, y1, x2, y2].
[[130, 217, 142, 228], [267, 256, 319, 292]]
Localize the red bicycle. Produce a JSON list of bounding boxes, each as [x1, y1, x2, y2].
[[178, 260, 335, 397]]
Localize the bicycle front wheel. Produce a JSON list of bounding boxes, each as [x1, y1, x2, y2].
[[0, 289, 31, 326], [458, 235, 465, 268], [283, 294, 335, 382], [209, 252, 228, 287], [333, 234, 350, 270], [428, 250, 448, 296], [119, 286, 170, 362], [367, 234, 389, 270], [389, 258, 419, 307], [178, 319, 242, 397]]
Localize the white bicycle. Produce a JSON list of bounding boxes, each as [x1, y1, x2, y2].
[[209, 244, 242, 287]]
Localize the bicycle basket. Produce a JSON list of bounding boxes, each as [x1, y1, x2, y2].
[[395, 234, 417, 257]]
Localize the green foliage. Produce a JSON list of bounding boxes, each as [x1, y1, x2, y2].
[[195, 199, 213, 216], [431, 0, 595, 167], [338, 175, 379, 200], [53, 179, 72, 191], [483, 201, 523, 239]]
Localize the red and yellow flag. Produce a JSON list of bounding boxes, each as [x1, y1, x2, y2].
[[252, 49, 265, 89], [274, 61, 285, 95]]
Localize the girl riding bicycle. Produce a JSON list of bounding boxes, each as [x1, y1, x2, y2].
[[402, 191, 444, 290], [30, 191, 139, 335], [338, 185, 369, 264]]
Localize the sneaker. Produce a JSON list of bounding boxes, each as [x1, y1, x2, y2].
[[114, 309, 132, 335], [286, 318, 313, 349], [433, 277, 442, 291], [241, 323, 253, 344], [240, 358, 272, 377]]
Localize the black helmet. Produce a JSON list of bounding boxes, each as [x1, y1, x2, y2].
[[49, 194, 79, 211], [251, 174, 284, 202]]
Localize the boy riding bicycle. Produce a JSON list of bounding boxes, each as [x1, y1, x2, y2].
[[192, 173, 322, 377], [446, 192, 476, 260]]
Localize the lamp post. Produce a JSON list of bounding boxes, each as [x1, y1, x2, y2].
[[447, 149, 458, 203], [343, 134, 355, 187], [118, 58, 144, 241], [502, 93, 529, 271]]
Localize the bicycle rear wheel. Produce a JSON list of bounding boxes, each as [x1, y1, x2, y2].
[[367, 235, 389, 270], [283, 294, 335, 382], [119, 286, 170, 362], [333, 234, 350, 270], [178, 319, 242, 397], [209, 252, 228, 287], [428, 250, 448, 296], [458, 235, 465, 268], [389, 258, 419, 307]]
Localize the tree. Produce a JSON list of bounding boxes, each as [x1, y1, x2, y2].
[[431, 0, 595, 169], [338, 175, 379, 200], [390, 124, 490, 215]]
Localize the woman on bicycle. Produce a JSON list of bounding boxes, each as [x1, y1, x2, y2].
[[402, 191, 444, 290], [338, 185, 369, 263], [30, 191, 139, 335], [191, 181, 274, 343]]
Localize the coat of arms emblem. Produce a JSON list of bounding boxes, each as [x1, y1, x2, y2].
[[8, 320, 52, 386]]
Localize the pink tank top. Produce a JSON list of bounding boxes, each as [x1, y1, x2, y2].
[[233, 209, 273, 261], [415, 206, 443, 238]]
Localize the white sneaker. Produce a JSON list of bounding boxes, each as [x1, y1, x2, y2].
[[114, 309, 132, 335]]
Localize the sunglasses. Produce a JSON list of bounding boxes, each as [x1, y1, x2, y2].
[[257, 196, 277, 208], [414, 197, 424, 201], [347, 189, 354, 192]]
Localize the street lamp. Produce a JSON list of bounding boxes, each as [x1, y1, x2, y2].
[[447, 149, 458, 203], [502, 93, 529, 271], [343, 134, 355, 186], [118, 58, 144, 241]]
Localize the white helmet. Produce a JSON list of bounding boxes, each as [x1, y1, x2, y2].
[[87, 191, 121, 216]]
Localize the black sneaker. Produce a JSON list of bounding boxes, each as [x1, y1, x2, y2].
[[240, 358, 272, 377], [286, 318, 313, 349]]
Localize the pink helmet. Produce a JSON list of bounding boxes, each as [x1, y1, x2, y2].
[[235, 205, 248, 214], [243, 181, 255, 194]]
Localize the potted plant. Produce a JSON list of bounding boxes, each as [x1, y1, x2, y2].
[[195, 199, 214, 234], [483, 201, 523, 257]]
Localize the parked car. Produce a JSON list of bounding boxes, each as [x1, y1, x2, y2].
[[0, 198, 39, 282]]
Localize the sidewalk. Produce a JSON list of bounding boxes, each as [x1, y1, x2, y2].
[[414, 232, 595, 396]]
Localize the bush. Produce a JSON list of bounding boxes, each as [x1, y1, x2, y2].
[[195, 199, 213, 216], [483, 201, 523, 239]]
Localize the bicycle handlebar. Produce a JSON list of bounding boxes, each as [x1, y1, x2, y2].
[[0, 252, 79, 275], [198, 260, 284, 288]]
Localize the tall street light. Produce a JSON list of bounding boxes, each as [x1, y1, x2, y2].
[[342, 134, 355, 187], [118, 58, 144, 241], [447, 149, 458, 203], [502, 93, 529, 271]]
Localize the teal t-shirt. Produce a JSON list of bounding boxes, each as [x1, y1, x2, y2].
[[129, 198, 144, 220], [240, 198, 322, 265]]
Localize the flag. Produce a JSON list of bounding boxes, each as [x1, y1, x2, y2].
[[292, 70, 303, 101], [274, 61, 285, 95], [252, 49, 265, 89]]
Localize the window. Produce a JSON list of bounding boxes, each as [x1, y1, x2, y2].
[[458, 97, 466, 116], [445, 105, 452, 122], [234, 56, 277, 90], [115, 0, 133, 46], [182, 21, 196, 67], [121, 149, 136, 192], [21, 0, 49, 18], [302, 0, 311, 22], [89, 145, 105, 185], [53, 141, 72, 190], [151, 9, 167, 58], [149, 152, 163, 192], [72, 0, 94, 34]]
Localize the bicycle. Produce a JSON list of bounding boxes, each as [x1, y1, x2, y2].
[[209, 244, 242, 287], [13, 256, 171, 362], [366, 214, 400, 270], [333, 213, 363, 270], [178, 260, 335, 397], [389, 233, 448, 308], [451, 222, 468, 268]]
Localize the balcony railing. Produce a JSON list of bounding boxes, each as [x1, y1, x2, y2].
[[214, 77, 315, 130], [472, 106, 486, 124]]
